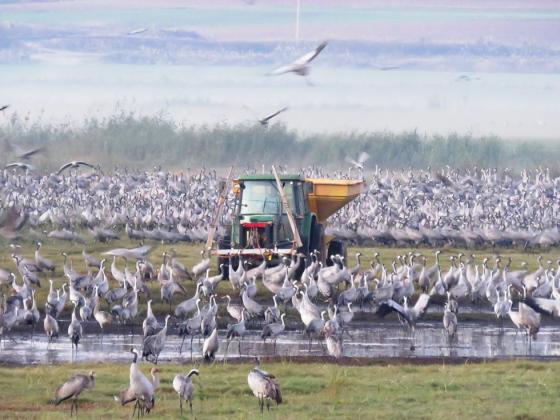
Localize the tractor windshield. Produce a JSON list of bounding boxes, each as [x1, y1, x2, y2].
[[240, 180, 296, 215]]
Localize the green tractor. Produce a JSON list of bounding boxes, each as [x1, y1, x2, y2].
[[212, 169, 365, 274]]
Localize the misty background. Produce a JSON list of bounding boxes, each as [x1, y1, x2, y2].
[[0, 0, 559, 169]]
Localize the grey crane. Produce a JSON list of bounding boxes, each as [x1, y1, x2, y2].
[[225, 309, 247, 359], [325, 334, 343, 359], [35, 242, 55, 271], [200, 295, 217, 337], [242, 288, 265, 318], [247, 357, 282, 414], [261, 313, 286, 354], [116, 349, 156, 417], [43, 309, 59, 346], [178, 299, 202, 358], [264, 295, 281, 324], [142, 314, 170, 364], [259, 106, 288, 126], [203, 327, 219, 363], [192, 249, 210, 278], [68, 302, 83, 353], [82, 249, 101, 269], [175, 283, 202, 319], [509, 302, 541, 347], [93, 286, 113, 343], [201, 265, 224, 296], [173, 368, 200, 415], [22, 289, 40, 338], [442, 302, 458, 344], [57, 160, 98, 175], [269, 41, 327, 80], [142, 299, 159, 338], [160, 274, 187, 312], [223, 294, 244, 322], [52, 371, 95, 416], [378, 293, 431, 350]]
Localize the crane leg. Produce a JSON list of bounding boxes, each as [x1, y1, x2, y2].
[[179, 335, 186, 355], [189, 399, 193, 415], [223, 340, 230, 364], [190, 336, 194, 362], [179, 396, 183, 415]]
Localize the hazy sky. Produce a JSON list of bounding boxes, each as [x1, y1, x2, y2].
[[1, 0, 559, 138]]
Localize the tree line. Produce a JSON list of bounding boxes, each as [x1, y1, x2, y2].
[[1, 111, 558, 171]]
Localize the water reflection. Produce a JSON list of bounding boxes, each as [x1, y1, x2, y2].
[[2, 322, 560, 365]]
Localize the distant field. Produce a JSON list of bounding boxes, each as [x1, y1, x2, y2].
[[2, 239, 558, 320], [0, 360, 560, 419]]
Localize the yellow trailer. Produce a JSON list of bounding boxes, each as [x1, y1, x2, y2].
[[306, 178, 365, 224]]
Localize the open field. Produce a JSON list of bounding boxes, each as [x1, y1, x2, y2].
[[0, 360, 560, 419], [2, 239, 559, 320]]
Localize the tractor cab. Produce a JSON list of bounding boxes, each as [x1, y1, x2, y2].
[[233, 175, 310, 252]]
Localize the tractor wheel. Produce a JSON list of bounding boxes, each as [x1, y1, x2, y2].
[[326, 240, 347, 266]]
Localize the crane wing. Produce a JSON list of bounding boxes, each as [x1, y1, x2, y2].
[[57, 162, 73, 174], [357, 151, 370, 165], [523, 297, 559, 317], [377, 299, 410, 322], [412, 293, 431, 317], [291, 41, 328, 67], [260, 107, 288, 124], [269, 63, 297, 75]]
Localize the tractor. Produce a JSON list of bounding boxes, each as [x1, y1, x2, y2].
[[212, 168, 365, 274]]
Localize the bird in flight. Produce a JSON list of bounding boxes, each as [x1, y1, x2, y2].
[[269, 41, 328, 84], [259, 107, 288, 126], [57, 161, 99, 175], [5, 162, 35, 171], [345, 152, 370, 171], [0, 105, 9, 112], [4, 139, 45, 161], [127, 27, 148, 35]]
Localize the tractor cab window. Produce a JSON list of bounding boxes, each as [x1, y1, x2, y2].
[[240, 180, 298, 215]]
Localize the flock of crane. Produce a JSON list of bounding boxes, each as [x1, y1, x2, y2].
[[3, 241, 560, 414], [2, 165, 560, 248]]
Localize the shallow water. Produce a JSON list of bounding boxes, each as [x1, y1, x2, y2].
[[2, 321, 559, 365]]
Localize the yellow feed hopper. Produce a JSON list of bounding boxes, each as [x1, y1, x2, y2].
[[306, 178, 366, 223]]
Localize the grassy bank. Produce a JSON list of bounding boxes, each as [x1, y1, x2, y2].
[[0, 360, 559, 419]]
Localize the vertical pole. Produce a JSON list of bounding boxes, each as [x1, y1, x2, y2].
[[272, 165, 303, 248], [295, 0, 301, 42], [206, 166, 234, 253]]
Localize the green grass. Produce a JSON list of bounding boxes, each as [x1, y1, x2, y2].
[[1, 360, 560, 419], [1, 239, 559, 320]]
